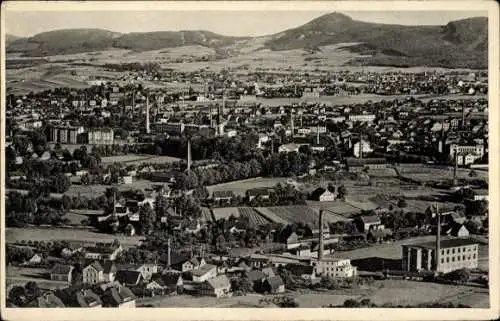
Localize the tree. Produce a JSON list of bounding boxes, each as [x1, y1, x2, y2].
[[139, 203, 156, 234], [231, 276, 254, 294], [397, 199, 408, 208], [469, 170, 477, 177], [24, 281, 41, 301], [444, 268, 470, 284], [8, 286, 27, 306], [337, 185, 347, 200]]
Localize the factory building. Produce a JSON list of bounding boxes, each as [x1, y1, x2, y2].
[[401, 238, 479, 274]]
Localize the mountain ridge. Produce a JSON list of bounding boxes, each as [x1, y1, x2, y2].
[[6, 13, 488, 69]]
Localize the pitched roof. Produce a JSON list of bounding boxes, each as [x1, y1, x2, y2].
[[102, 261, 117, 274], [287, 264, 315, 276], [213, 190, 235, 198], [51, 264, 73, 275], [265, 276, 284, 289], [75, 289, 102, 307], [359, 215, 381, 224], [115, 270, 142, 285], [191, 264, 216, 277], [87, 261, 104, 272], [262, 267, 276, 277], [246, 270, 265, 282], [27, 292, 65, 308], [206, 275, 230, 289], [247, 188, 271, 196], [160, 272, 182, 286]]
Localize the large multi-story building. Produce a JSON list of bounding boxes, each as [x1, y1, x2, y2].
[[449, 143, 484, 158], [314, 258, 357, 278], [87, 129, 114, 145], [47, 125, 85, 144], [348, 114, 376, 122], [402, 239, 479, 274]]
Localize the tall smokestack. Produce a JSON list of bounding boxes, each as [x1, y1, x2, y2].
[[146, 94, 150, 134], [187, 139, 192, 171], [291, 111, 294, 140], [318, 209, 324, 261], [167, 238, 171, 268], [453, 151, 458, 186], [317, 124, 320, 145], [435, 204, 441, 272], [359, 130, 363, 159], [461, 105, 465, 130]]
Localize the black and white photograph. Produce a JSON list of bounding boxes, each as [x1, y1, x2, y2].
[[1, 1, 498, 320]]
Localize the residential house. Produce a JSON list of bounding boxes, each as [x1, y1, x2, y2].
[[278, 143, 301, 153], [197, 275, 231, 298], [116, 263, 158, 281], [212, 190, 235, 203], [262, 276, 285, 294], [25, 292, 65, 308], [24, 253, 43, 266], [84, 244, 122, 261], [102, 285, 136, 308], [310, 187, 337, 202], [246, 270, 266, 291], [286, 264, 317, 281], [114, 270, 143, 286], [50, 264, 74, 284], [74, 289, 102, 308], [102, 261, 117, 282], [247, 254, 270, 269], [355, 215, 383, 233], [446, 224, 470, 237], [185, 220, 201, 234], [190, 264, 217, 283], [170, 255, 196, 272], [83, 261, 105, 284], [246, 188, 271, 201], [353, 139, 373, 158]]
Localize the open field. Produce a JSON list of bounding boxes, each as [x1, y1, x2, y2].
[[5, 227, 145, 247], [365, 280, 489, 308], [137, 293, 275, 308], [137, 279, 488, 308], [65, 179, 156, 197], [206, 177, 289, 196], [396, 164, 488, 182], [100, 154, 181, 165]]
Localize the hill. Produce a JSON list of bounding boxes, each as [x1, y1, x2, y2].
[[5, 13, 488, 69], [6, 28, 246, 57], [7, 29, 122, 56], [263, 13, 487, 69]]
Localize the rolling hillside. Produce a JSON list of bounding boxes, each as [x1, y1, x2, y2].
[[6, 13, 488, 69]]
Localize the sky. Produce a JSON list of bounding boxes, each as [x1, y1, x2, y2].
[[5, 10, 487, 38]]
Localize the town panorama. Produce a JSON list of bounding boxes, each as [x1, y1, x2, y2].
[[3, 10, 490, 309]]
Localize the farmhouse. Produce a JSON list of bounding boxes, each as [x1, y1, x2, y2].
[[246, 188, 271, 201], [212, 190, 235, 203], [50, 264, 74, 284], [197, 275, 231, 298]]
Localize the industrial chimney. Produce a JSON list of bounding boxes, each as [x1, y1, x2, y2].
[[453, 151, 458, 186], [167, 238, 172, 268], [145, 94, 150, 134], [187, 139, 192, 172], [435, 204, 441, 272], [318, 209, 324, 261]]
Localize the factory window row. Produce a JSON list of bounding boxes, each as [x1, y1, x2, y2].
[[440, 254, 476, 264], [440, 246, 475, 255]]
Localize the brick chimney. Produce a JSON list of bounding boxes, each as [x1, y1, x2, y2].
[[318, 209, 324, 261]]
